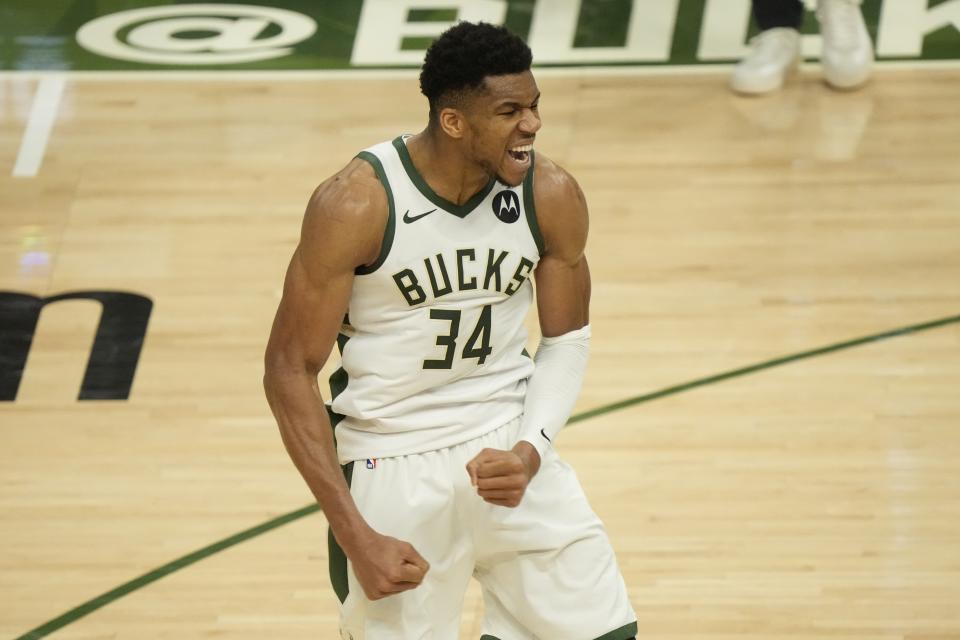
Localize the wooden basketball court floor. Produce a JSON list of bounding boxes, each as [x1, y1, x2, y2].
[[1, 65, 959, 639]]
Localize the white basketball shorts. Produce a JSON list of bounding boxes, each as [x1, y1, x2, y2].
[[331, 416, 637, 640]]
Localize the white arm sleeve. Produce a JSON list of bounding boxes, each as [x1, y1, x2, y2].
[[516, 324, 591, 457]]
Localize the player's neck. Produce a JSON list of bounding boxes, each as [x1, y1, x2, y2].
[[406, 129, 492, 206]]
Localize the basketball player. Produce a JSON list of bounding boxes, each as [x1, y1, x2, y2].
[[264, 22, 637, 640]]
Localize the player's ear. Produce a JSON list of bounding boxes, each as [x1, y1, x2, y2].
[[438, 107, 466, 139]]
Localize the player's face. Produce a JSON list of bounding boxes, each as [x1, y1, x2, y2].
[[464, 70, 541, 187]]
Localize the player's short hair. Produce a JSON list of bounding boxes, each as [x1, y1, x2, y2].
[[419, 21, 533, 122]]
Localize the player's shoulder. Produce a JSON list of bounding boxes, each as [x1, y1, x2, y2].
[[300, 157, 389, 268], [531, 152, 588, 261], [531, 152, 586, 213], [306, 157, 387, 227]]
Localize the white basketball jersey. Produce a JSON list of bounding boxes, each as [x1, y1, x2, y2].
[[329, 136, 543, 463]]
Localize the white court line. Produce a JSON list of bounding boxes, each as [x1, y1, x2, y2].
[[0, 59, 958, 82], [12, 75, 66, 178]]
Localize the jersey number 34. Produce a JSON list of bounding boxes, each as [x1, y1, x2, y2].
[[423, 304, 493, 370]]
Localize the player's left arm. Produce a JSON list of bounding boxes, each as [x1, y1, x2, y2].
[[467, 155, 590, 507]]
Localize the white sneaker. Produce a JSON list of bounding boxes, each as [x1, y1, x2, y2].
[[817, 0, 874, 89], [730, 28, 802, 95]]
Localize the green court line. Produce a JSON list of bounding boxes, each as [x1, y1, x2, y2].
[[570, 313, 960, 424], [14, 505, 320, 640], [13, 312, 960, 640]]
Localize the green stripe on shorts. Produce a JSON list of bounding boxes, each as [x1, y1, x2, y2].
[[480, 620, 637, 640], [327, 461, 355, 604], [596, 620, 638, 639]]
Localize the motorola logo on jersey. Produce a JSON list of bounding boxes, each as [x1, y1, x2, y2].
[[492, 190, 521, 223]]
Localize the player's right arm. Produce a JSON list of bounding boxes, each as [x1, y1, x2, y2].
[[263, 159, 429, 600]]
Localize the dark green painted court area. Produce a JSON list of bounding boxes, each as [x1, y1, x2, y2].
[[1, 0, 958, 71]]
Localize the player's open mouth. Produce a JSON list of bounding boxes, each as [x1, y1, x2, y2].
[[507, 144, 532, 166]]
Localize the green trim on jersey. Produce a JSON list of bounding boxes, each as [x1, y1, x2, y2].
[[354, 151, 396, 275], [391, 136, 496, 218], [327, 460, 354, 604], [523, 151, 545, 256], [326, 331, 351, 427], [327, 329, 354, 604]]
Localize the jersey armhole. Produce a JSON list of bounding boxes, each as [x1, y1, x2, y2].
[[522, 151, 545, 257], [354, 151, 396, 275]]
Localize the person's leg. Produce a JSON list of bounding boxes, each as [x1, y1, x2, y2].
[[753, 0, 805, 31], [471, 423, 636, 640], [816, 0, 873, 89], [334, 451, 473, 640], [730, 0, 805, 94]]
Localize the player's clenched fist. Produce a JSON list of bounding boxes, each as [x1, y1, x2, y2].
[[466, 442, 541, 508], [347, 528, 430, 600]]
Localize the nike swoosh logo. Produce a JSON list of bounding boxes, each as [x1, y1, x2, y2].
[[540, 428, 551, 442], [403, 208, 437, 223]]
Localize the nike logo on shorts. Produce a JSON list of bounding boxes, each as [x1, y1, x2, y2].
[[540, 428, 551, 442], [402, 208, 437, 223]]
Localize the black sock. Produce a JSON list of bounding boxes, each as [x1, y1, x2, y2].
[[753, 0, 805, 30]]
